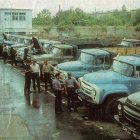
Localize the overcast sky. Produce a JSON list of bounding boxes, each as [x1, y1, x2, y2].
[[0, 0, 140, 16]]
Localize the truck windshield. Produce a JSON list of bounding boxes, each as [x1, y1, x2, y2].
[[24, 39, 30, 45], [112, 60, 134, 77], [79, 52, 96, 64], [52, 48, 62, 56]]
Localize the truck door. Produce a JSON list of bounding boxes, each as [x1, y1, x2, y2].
[[61, 49, 74, 63], [93, 55, 110, 71], [129, 66, 140, 93]]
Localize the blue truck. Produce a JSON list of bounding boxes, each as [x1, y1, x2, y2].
[[77, 55, 140, 120], [54, 49, 115, 81], [114, 92, 140, 139]]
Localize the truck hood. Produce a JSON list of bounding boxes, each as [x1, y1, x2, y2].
[[57, 61, 92, 71], [32, 54, 54, 61], [83, 70, 130, 84], [127, 92, 140, 105]]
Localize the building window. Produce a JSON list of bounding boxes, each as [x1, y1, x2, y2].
[[19, 13, 26, 21], [9, 12, 26, 21], [12, 12, 18, 21], [5, 12, 11, 15]]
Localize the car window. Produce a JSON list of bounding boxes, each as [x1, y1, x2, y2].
[[63, 49, 72, 56], [96, 55, 110, 65], [135, 66, 140, 77]]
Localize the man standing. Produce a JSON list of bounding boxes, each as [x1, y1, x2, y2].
[[10, 47, 17, 66], [30, 60, 40, 93], [42, 60, 53, 92], [2, 44, 8, 63], [24, 61, 32, 94], [52, 73, 64, 113], [65, 73, 79, 112]]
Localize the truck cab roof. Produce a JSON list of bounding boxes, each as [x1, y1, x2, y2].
[[118, 38, 140, 47], [114, 55, 140, 66], [53, 44, 75, 49], [81, 49, 110, 56]]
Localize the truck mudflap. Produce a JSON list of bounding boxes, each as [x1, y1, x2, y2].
[[76, 89, 97, 106], [114, 115, 140, 140]]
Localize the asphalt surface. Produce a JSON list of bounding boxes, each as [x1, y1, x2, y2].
[[0, 59, 131, 140]]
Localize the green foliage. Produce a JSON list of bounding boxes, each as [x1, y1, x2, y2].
[[33, 8, 139, 28], [132, 9, 140, 26], [33, 9, 52, 26], [136, 23, 140, 31], [43, 26, 53, 32], [57, 24, 74, 32]]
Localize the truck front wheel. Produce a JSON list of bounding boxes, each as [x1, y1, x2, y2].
[[103, 97, 120, 122]]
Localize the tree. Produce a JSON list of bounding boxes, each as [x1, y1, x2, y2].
[[33, 9, 52, 26], [122, 4, 127, 12], [132, 9, 140, 26]]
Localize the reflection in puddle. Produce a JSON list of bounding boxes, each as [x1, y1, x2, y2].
[[24, 94, 40, 108]]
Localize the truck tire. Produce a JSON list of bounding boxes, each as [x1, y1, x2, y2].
[[103, 96, 120, 122]]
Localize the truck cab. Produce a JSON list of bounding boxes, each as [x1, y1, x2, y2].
[[31, 44, 77, 66], [77, 55, 140, 120], [54, 49, 115, 81]]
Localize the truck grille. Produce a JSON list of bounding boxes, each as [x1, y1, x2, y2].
[[123, 99, 140, 126], [81, 81, 93, 95]]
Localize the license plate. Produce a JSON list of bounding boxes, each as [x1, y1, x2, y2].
[[78, 96, 82, 101]]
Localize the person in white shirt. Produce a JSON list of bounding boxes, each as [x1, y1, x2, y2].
[[42, 60, 54, 91], [30, 60, 40, 92]]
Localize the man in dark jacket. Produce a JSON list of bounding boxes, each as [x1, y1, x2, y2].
[[24, 61, 32, 94], [52, 73, 64, 113], [10, 47, 17, 66]]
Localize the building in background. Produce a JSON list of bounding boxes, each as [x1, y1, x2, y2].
[[0, 8, 35, 34]]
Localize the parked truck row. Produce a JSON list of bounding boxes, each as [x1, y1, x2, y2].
[[0, 33, 140, 139]]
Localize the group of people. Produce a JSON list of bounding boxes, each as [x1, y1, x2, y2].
[[24, 59, 53, 93], [24, 59, 79, 113], [52, 72, 79, 113]]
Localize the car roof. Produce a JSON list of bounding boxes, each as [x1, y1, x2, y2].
[[114, 55, 140, 66], [81, 49, 110, 56]]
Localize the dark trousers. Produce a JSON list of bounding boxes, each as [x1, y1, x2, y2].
[[44, 72, 53, 90], [3, 52, 7, 63], [11, 56, 17, 66], [32, 73, 40, 92], [24, 74, 31, 94], [54, 90, 62, 112], [67, 87, 77, 111]]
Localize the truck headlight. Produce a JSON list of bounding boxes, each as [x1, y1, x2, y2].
[[92, 88, 96, 96], [118, 103, 123, 118], [118, 104, 122, 110]]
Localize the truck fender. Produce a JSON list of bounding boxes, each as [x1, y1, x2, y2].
[[102, 92, 128, 104]]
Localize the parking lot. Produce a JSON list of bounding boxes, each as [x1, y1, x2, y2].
[[0, 57, 134, 140]]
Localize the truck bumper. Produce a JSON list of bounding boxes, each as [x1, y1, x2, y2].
[[76, 89, 98, 107], [114, 115, 140, 140]]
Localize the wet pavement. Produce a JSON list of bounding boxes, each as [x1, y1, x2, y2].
[[0, 59, 132, 140]]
